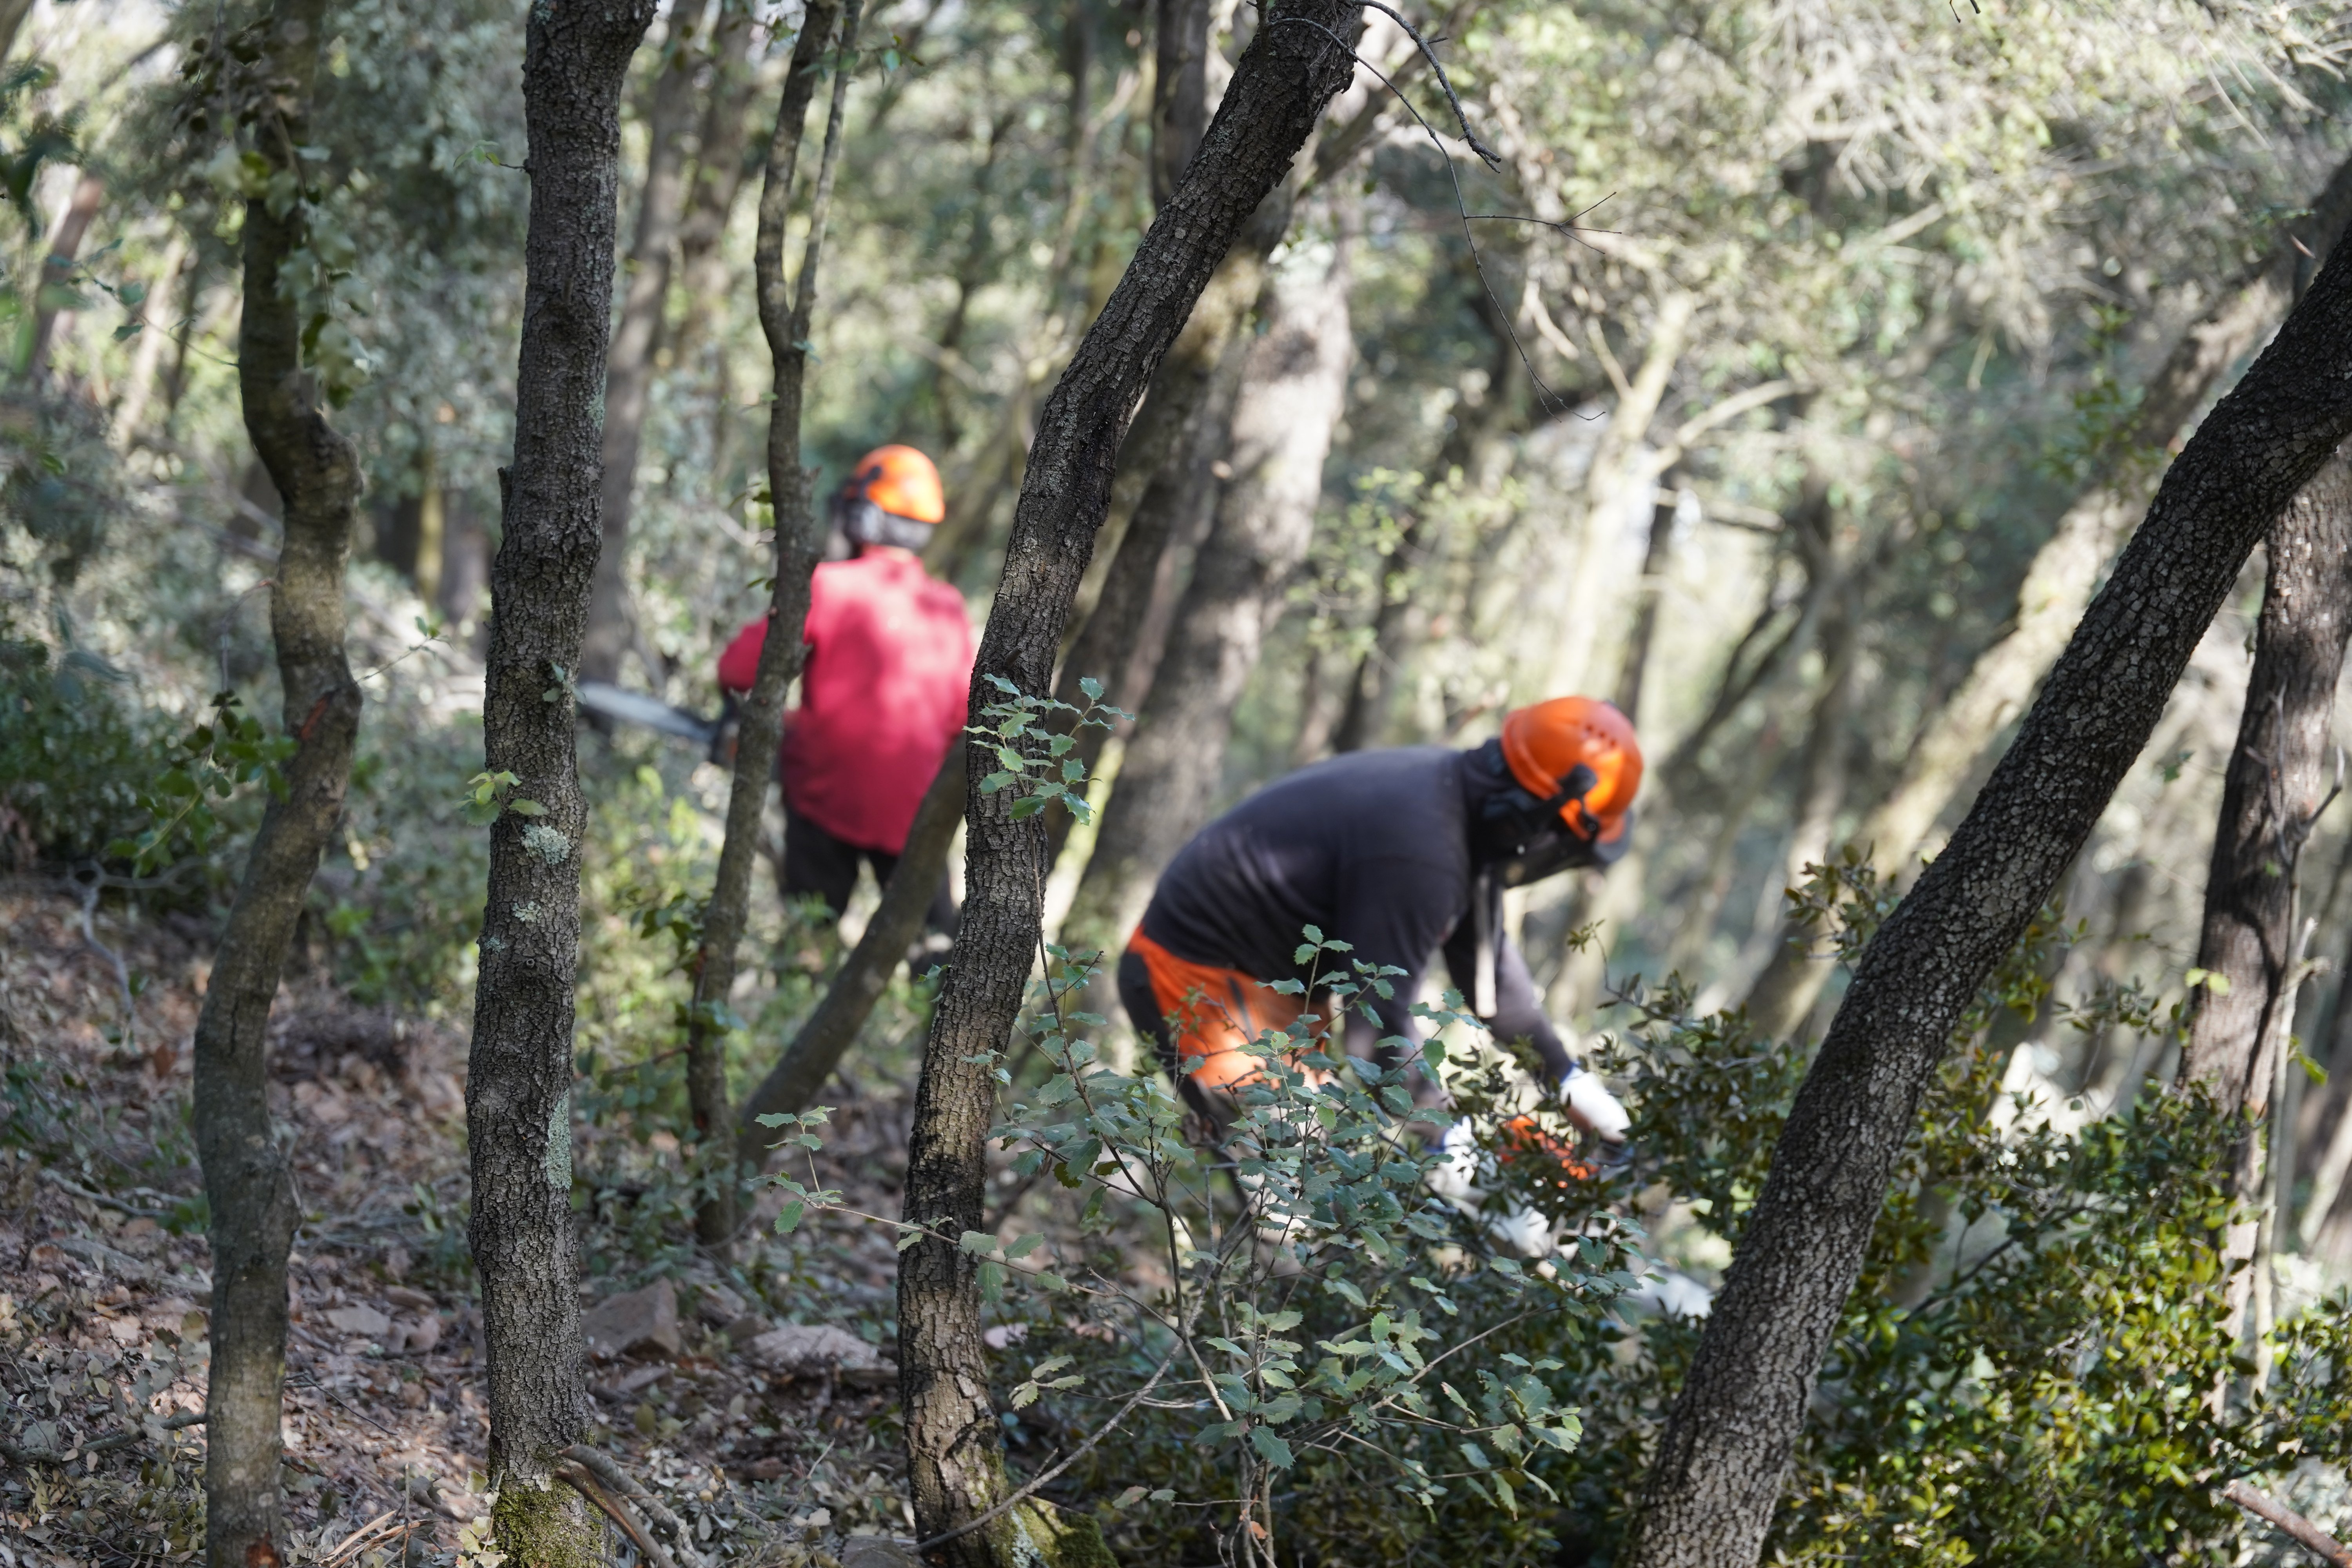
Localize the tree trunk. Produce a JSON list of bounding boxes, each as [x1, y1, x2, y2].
[[197, 6, 364, 1563], [1736, 153, 2352, 1041], [1056, 201, 1355, 965], [896, 7, 1365, 1556], [112, 232, 187, 443], [681, 0, 856, 1246], [0, 0, 34, 69], [2182, 451, 2352, 1118], [1546, 293, 1691, 697], [669, 0, 759, 361], [1151, 0, 1212, 206], [1330, 269, 1524, 754], [1612, 481, 1679, 724], [579, 6, 702, 687], [466, 0, 656, 1555], [1624, 235, 2352, 1568], [27, 172, 103, 381], [737, 740, 966, 1158], [1038, 216, 1269, 874]]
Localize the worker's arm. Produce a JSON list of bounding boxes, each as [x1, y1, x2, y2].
[[1439, 921, 1628, 1142], [716, 617, 767, 695]]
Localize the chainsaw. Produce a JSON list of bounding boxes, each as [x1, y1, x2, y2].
[[575, 679, 738, 765]]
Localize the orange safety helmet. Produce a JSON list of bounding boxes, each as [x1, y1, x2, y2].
[[845, 444, 946, 525], [1499, 696, 1642, 855]]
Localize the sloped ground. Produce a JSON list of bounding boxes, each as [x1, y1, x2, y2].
[[0, 885, 925, 1565]]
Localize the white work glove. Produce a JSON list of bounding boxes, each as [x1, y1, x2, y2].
[[1558, 1064, 1630, 1143]]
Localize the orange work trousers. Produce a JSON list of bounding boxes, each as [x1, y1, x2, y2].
[[1123, 926, 1326, 1095]]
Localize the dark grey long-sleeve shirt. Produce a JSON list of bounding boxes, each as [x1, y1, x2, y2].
[[1134, 746, 1575, 1079]]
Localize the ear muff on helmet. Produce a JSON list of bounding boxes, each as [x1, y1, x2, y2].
[[833, 492, 936, 551], [1499, 696, 1642, 851], [1479, 759, 1618, 874]]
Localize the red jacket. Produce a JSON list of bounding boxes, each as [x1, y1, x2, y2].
[[718, 549, 975, 854]]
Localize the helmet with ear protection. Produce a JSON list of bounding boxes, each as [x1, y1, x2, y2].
[[833, 444, 946, 551], [1493, 696, 1642, 864]]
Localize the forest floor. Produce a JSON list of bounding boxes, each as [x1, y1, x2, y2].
[[0, 883, 931, 1566]]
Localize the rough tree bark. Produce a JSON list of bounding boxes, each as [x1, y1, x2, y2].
[[2181, 454, 2352, 1113], [896, 5, 1365, 1557], [1056, 201, 1356, 965], [736, 740, 967, 1159], [196, 4, 364, 1562], [681, 0, 855, 1245], [466, 0, 656, 1555], [1624, 236, 2352, 1568], [579, 3, 705, 686], [1738, 154, 2352, 1042]]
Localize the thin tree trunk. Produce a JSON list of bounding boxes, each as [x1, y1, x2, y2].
[[197, 6, 363, 1563], [112, 232, 187, 444], [27, 172, 103, 381], [1624, 234, 2352, 1568], [1038, 0, 1218, 808], [1330, 271, 1523, 754], [681, 0, 857, 1245], [2180, 451, 2352, 1360], [0, 0, 34, 68], [927, 100, 1010, 457], [669, 0, 758, 361], [1056, 199, 1355, 966], [467, 0, 656, 1555], [1735, 154, 2352, 1041], [2182, 453, 2352, 1115], [1151, 0, 1212, 207], [1039, 223, 1265, 873], [897, 7, 1365, 1555], [737, 740, 966, 1157], [580, 6, 703, 686], [1546, 293, 1691, 697], [1612, 480, 1679, 724]]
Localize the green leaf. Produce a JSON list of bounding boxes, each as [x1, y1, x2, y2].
[[958, 1230, 999, 1256], [506, 798, 547, 817], [1249, 1426, 1295, 1469], [773, 1201, 806, 1233]]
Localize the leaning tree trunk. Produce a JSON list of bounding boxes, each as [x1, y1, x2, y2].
[[1056, 207, 1356, 967], [196, 4, 364, 1562], [1624, 233, 2352, 1568], [466, 0, 655, 1555], [1738, 151, 2352, 1043], [897, 7, 1365, 1559], [736, 740, 967, 1156], [681, 0, 856, 1244], [579, 4, 704, 687], [2181, 454, 2352, 1118]]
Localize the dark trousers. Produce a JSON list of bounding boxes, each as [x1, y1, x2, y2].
[[781, 807, 958, 935]]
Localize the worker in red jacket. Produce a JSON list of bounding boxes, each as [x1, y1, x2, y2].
[[718, 445, 975, 930], [1118, 697, 1641, 1144]]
